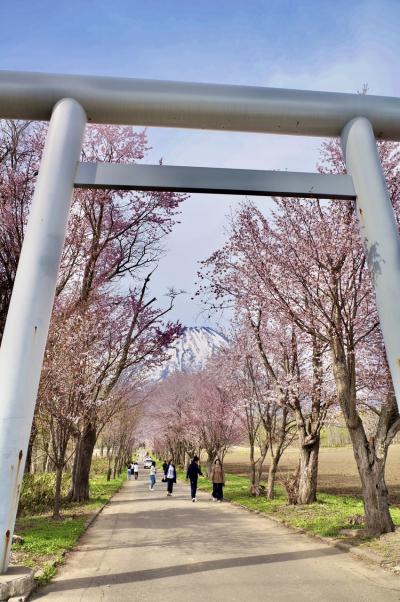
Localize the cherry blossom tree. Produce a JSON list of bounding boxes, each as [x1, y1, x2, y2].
[[198, 219, 334, 503], [100, 403, 141, 480], [0, 120, 44, 341], [59, 124, 184, 501], [188, 368, 242, 474], [212, 326, 296, 497], [198, 133, 400, 531], [1, 120, 184, 503], [148, 372, 198, 467], [148, 366, 241, 472]]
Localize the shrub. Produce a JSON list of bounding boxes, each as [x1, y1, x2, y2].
[[278, 471, 299, 505], [18, 473, 71, 515], [89, 456, 110, 476]]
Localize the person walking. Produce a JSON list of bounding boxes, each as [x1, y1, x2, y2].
[[127, 462, 132, 480], [186, 455, 203, 502], [133, 461, 139, 480], [165, 459, 176, 496], [149, 461, 157, 490], [210, 458, 225, 502], [162, 460, 168, 478]]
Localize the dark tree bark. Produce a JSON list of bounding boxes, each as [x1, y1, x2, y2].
[[351, 426, 393, 534], [249, 441, 268, 496], [266, 456, 279, 500], [297, 437, 320, 504], [265, 406, 294, 500], [24, 421, 37, 474], [331, 337, 399, 534], [53, 467, 63, 519], [69, 422, 97, 502]]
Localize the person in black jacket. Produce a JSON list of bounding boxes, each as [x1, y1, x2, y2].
[[186, 455, 203, 502]]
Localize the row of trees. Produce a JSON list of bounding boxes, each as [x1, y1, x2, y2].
[[0, 120, 183, 517], [3, 118, 400, 535], [150, 136, 400, 536], [151, 370, 241, 475], [200, 136, 400, 534]]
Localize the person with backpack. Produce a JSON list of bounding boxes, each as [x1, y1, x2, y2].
[[186, 455, 203, 502]]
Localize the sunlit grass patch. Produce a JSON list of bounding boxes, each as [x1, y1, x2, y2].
[[12, 472, 125, 584], [190, 470, 400, 539]]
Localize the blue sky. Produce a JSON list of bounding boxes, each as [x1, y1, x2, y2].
[[1, 0, 399, 327]]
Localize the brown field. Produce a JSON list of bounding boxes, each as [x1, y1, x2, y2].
[[223, 444, 400, 504]]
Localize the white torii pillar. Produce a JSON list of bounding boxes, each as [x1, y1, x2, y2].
[[341, 117, 400, 403], [0, 98, 86, 572]]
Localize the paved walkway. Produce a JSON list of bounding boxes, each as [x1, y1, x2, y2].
[[33, 477, 400, 601]]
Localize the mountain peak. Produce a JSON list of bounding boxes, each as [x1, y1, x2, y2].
[[152, 326, 227, 381]]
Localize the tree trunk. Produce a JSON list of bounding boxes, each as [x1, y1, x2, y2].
[[249, 441, 259, 495], [348, 423, 394, 534], [107, 453, 112, 481], [53, 467, 63, 519], [297, 437, 320, 504], [331, 341, 394, 534], [249, 459, 259, 495], [45, 454, 52, 473], [69, 422, 97, 502], [266, 454, 281, 500], [25, 422, 36, 474], [362, 459, 393, 534], [250, 462, 266, 496], [184, 451, 191, 473], [248, 435, 269, 496]]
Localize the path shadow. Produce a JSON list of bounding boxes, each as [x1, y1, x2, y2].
[[77, 502, 305, 555], [98, 506, 231, 530], [34, 547, 340, 596]]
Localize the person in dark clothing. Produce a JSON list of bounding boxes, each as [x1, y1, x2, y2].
[[186, 455, 203, 502], [166, 459, 176, 496], [162, 460, 168, 477]]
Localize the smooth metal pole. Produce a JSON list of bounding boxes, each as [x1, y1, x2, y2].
[[341, 117, 400, 405], [0, 98, 86, 572], [74, 162, 356, 199], [1, 71, 400, 139]]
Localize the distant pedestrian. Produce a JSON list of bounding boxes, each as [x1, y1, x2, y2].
[[149, 461, 157, 490], [186, 455, 203, 502], [133, 461, 139, 480], [127, 462, 132, 480], [162, 460, 168, 477], [210, 458, 225, 502], [166, 459, 176, 496]]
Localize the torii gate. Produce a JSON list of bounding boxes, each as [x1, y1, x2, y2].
[[0, 71, 400, 572]]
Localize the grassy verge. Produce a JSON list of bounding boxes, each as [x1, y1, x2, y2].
[[178, 467, 400, 567], [12, 472, 125, 585]]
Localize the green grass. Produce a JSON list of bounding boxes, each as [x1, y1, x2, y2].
[[12, 472, 125, 584], [178, 468, 400, 539]]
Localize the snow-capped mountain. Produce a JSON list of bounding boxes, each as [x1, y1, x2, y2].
[[151, 326, 228, 381]]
